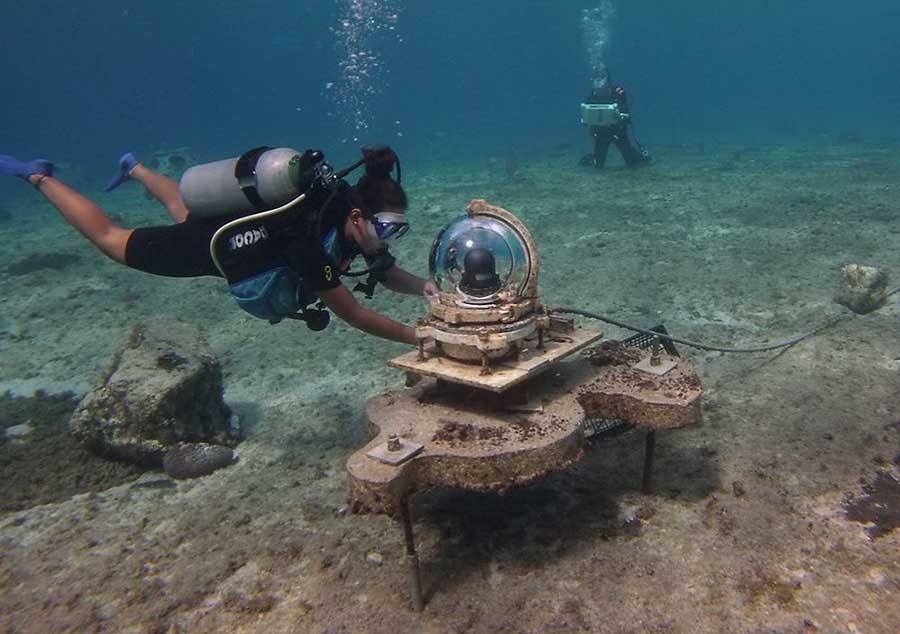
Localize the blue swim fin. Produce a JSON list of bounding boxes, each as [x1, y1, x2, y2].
[[103, 152, 139, 191], [0, 155, 54, 181]]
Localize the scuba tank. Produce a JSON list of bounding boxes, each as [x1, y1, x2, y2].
[[180, 147, 315, 218], [195, 145, 350, 330], [190, 144, 388, 329]]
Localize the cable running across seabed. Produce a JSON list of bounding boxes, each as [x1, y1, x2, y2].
[[551, 285, 900, 354]]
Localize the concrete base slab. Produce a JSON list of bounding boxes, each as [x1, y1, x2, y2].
[[347, 343, 702, 514], [577, 350, 702, 430]]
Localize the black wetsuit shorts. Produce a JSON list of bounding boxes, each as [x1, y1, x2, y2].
[[122, 212, 357, 295], [125, 217, 223, 278]]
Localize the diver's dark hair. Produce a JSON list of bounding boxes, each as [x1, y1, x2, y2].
[[362, 145, 401, 180], [351, 145, 407, 216]]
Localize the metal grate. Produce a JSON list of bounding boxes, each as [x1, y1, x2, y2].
[[583, 325, 678, 441]]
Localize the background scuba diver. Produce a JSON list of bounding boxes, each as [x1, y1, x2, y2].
[[0, 146, 436, 345], [579, 70, 651, 169]]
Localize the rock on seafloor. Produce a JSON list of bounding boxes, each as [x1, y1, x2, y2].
[[4, 422, 34, 445], [834, 263, 889, 314], [69, 320, 240, 466], [163, 442, 235, 479]]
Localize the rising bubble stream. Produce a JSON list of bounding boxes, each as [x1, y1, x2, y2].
[[328, 0, 403, 141]]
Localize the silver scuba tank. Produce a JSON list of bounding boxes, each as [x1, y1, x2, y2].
[[179, 147, 304, 218]]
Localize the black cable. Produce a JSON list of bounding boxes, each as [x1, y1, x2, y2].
[[553, 284, 900, 354], [550, 307, 850, 354]]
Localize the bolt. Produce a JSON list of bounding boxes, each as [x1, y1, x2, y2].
[[650, 336, 662, 367], [387, 434, 402, 452]]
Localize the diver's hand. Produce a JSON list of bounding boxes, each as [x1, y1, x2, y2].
[[423, 280, 440, 298], [319, 285, 417, 344]]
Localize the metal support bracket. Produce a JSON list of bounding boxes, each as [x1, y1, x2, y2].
[[367, 436, 424, 466]]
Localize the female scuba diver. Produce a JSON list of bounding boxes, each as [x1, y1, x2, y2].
[[0, 145, 436, 344]]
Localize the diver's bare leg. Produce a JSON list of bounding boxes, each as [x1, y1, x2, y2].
[[130, 164, 190, 223], [29, 176, 133, 264]]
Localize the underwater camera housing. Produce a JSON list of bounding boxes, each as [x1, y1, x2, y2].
[[421, 200, 544, 371], [580, 102, 625, 127], [405, 199, 597, 381]]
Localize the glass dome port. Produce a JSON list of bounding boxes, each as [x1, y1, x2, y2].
[[429, 214, 532, 301]]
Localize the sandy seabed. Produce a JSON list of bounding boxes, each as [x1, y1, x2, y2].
[[1, 140, 899, 633]]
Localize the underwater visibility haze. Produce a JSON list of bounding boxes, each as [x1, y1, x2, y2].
[[2, 0, 899, 168], [1, 1, 899, 633]]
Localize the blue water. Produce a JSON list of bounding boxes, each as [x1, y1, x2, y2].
[[2, 5, 900, 630], [2, 0, 900, 187]]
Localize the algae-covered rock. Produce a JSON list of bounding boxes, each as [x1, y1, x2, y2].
[[163, 442, 234, 479], [834, 263, 888, 315], [69, 320, 239, 466]]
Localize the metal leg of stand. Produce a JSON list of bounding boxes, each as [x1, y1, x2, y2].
[[399, 497, 424, 612], [642, 430, 656, 493]]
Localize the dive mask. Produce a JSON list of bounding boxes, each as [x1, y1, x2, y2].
[[372, 211, 409, 243]]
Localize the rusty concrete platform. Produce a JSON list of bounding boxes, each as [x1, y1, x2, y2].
[[347, 344, 702, 514]]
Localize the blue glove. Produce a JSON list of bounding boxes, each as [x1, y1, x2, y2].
[[0, 155, 54, 181], [104, 152, 139, 191]]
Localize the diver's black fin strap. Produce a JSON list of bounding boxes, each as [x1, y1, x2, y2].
[[234, 146, 273, 210]]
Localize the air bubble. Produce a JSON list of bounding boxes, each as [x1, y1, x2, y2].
[[582, 1, 616, 85], [329, 0, 403, 137]]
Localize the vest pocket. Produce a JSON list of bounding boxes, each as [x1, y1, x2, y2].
[[229, 267, 303, 322]]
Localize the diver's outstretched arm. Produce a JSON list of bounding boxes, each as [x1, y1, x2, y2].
[[318, 284, 416, 345], [30, 175, 134, 264], [381, 265, 435, 296]]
